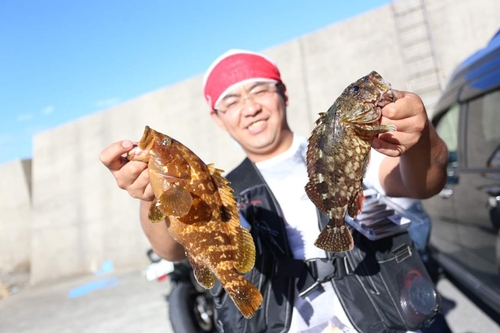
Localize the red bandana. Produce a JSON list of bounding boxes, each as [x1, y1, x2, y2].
[[203, 49, 282, 110]]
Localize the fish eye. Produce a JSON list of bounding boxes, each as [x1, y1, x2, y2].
[[351, 85, 360, 92]]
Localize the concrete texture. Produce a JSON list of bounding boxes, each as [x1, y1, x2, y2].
[[0, 268, 173, 333], [0, 0, 499, 285], [0, 159, 32, 280]]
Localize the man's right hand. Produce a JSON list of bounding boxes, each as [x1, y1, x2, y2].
[[99, 140, 154, 201]]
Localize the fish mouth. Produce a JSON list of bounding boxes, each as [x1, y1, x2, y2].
[[367, 71, 394, 108], [127, 144, 149, 162], [376, 89, 394, 108]]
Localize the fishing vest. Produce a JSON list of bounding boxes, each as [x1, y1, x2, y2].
[[211, 158, 439, 333]]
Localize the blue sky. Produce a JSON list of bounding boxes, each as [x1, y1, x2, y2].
[[0, 1, 389, 165]]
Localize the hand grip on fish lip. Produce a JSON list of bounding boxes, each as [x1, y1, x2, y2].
[[305, 71, 396, 253], [128, 125, 263, 318]]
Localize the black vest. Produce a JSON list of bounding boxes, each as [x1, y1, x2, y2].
[[211, 158, 439, 333], [211, 158, 296, 333]]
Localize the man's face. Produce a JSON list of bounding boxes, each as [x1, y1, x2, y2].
[[210, 81, 291, 162]]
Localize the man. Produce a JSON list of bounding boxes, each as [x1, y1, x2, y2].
[[100, 50, 449, 332]]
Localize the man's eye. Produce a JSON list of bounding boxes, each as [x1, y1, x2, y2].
[[252, 89, 267, 95]]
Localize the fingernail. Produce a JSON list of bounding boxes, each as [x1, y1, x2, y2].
[[122, 141, 133, 149]]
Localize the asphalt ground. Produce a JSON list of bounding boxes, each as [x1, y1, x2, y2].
[[0, 267, 499, 333]]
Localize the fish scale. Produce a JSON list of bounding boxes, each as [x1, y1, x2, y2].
[[305, 71, 397, 253], [128, 126, 262, 318]]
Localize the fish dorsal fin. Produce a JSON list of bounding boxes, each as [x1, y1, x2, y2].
[[234, 226, 256, 273], [207, 164, 238, 221], [187, 253, 215, 289], [314, 111, 327, 126], [158, 184, 193, 217], [305, 113, 330, 214], [207, 163, 256, 273]]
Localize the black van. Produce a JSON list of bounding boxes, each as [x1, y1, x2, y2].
[[423, 28, 500, 317]]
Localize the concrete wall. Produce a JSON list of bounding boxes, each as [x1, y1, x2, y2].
[[0, 160, 32, 277], [9, 0, 499, 284]]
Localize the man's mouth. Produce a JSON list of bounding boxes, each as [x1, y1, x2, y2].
[[247, 119, 265, 130]]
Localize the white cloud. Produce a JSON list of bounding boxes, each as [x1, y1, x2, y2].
[[41, 105, 54, 115], [95, 98, 121, 109], [17, 113, 34, 121]]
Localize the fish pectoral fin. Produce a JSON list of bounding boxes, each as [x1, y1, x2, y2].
[[148, 198, 166, 222], [158, 184, 193, 217], [351, 123, 396, 137], [234, 227, 256, 274], [187, 255, 215, 289]]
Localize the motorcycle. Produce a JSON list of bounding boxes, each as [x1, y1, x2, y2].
[[144, 249, 215, 333]]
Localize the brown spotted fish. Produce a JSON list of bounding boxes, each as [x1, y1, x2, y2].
[[128, 126, 262, 318], [305, 71, 396, 253]]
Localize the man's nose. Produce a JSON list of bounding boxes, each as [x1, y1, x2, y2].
[[240, 96, 261, 115]]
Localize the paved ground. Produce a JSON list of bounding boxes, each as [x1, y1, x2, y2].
[[0, 268, 174, 333], [0, 267, 499, 333]]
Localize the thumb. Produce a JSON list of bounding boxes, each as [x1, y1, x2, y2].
[[99, 140, 135, 171]]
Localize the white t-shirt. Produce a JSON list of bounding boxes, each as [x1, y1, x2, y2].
[[255, 134, 417, 333]]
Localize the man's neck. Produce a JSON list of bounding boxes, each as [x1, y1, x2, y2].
[[246, 131, 294, 163]]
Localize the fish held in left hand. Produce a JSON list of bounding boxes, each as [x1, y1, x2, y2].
[[127, 126, 262, 318], [305, 71, 396, 253]]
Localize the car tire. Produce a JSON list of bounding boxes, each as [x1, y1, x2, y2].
[[496, 231, 500, 273], [168, 281, 214, 333]]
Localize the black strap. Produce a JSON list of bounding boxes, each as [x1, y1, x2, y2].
[[275, 256, 352, 298], [226, 158, 262, 195]]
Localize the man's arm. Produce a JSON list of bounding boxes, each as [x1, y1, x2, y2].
[[372, 91, 449, 198]]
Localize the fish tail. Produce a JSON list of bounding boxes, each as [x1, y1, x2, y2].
[[220, 271, 263, 319], [314, 219, 354, 253]]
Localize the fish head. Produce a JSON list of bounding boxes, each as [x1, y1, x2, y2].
[[128, 126, 192, 198], [338, 71, 394, 124], [127, 126, 176, 164]]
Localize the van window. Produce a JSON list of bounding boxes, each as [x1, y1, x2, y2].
[[466, 89, 500, 169], [435, 104, 460, 168]]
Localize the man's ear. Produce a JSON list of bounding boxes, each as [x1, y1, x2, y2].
[[280, 83, 289, 107], [210, 110, 227, 131]]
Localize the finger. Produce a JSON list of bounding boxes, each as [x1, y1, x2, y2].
[[382, 92, 424, 121], [390, 89, 406, 101], [127, 168, 154, 200], [115, 160, 148, 189], [99, 140, 135, 171], [133, 168, 151, 194], [371, 137, 405, 157]]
